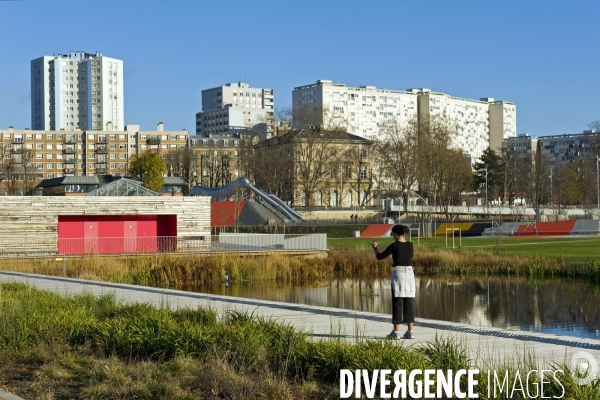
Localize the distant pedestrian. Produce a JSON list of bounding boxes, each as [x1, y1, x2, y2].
[[372, 225, 415, 340], [350, 214, 354, 221], [354, 214, 359, 222]]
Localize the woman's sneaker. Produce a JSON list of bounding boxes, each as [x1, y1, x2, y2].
[[386, 330, 401, 340], [403, 330, 414, 339]]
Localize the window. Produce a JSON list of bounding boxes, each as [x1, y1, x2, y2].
[[119, 154, 126, 159], [119, 163, 126, 169], [110, 154, 116, 159], [47, 164, 54, 169], [88, 154, 95, 159], [47, 154, 53, 160], [36, 154, 43, 159], [36, 144, 43, 150], [46, 134, 53, 140], [360, 166, 367, 179], [110, 163, 116, 169]]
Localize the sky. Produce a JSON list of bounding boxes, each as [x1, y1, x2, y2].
[[1, 0, 599, 136]]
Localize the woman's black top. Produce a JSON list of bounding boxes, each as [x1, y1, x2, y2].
[[375, 241, 414, 266]]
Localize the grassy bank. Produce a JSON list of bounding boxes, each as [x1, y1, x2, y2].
[[330, 236, 600, 264], [0, 283, 597, 399]]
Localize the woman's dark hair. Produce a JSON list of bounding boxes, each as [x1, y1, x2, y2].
[[391, 224, 409, 236]]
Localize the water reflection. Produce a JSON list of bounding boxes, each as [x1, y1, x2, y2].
[[195, 276, 600, 340]]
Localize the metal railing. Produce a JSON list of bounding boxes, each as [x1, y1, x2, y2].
[[0, 234, 328, 258]]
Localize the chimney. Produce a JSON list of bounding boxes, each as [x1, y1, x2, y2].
[[157, 122, 164, 132]]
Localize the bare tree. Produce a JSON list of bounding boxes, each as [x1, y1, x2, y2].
[[429, 148, 474, 219], [292, 128, 339, 208], [248, 137, 294, 202], [376, 118, 420, 213], [415, 116, 454, 208], [166, 147, 197, 193], [21, 148, 39, 195], [521, 151, 551, 221], [344, 144, 375, 207]]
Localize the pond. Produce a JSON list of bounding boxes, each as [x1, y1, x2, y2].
[[196, 276, 600, 340]]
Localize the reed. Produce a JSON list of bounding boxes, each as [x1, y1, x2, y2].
[[0, 246, 598, 290], [0, 283, 595, 399]]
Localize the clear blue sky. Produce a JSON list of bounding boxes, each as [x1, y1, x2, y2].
[[1, 0, 598, 136]]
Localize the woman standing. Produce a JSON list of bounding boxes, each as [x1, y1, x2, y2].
[[372, 224, 415, 340]]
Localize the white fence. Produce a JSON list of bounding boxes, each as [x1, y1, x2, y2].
[[0, 234, 328, 258]]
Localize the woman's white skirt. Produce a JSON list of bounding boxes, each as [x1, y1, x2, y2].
[[391, 266, 415, 298]]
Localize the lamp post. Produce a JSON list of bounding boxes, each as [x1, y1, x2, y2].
[[549, 166, 553, 217], [485, 166, 488, 217], [597, 156, 599, 213]]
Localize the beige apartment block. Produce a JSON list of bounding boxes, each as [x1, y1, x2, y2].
[[0, 123, 189, 193], [188, 134, 253, 187]]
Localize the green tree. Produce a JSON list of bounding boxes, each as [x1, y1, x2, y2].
[[128, 151, 167, 192], [473, 147, 503, 202]]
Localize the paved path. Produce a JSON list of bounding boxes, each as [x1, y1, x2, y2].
[[1, 270, 599, 369]]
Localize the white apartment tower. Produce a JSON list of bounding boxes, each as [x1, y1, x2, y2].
[[292, 80, 516, 162], [416, 90, 516, 161], [293, 80, 418, 139], [31, 51, 124, 131], [196, 82, 274, 137]]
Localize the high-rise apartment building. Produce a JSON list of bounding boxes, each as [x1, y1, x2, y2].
[[31, 51, 124, 131], [416, 90, 516, 161], [195, 82, 274, 137], [292, 80, 516, 162], [293, 80, 418, 139]]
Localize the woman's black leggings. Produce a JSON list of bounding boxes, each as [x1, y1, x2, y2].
[[392, 296, 414, 325]]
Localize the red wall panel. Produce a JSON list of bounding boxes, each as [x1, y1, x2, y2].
[[57, 214, 177, 255], [137, 220, 157, 253]]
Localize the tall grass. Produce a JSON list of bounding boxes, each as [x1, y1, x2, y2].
[[0, 283, 596, 399], [1, 247, 598, 290]]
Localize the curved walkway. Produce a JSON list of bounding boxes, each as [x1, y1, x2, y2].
[[1, 271, 599, 368]]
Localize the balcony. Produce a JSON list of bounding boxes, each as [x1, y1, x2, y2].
[[96, 159, 107, 164], [10, 149, 22, 154], [65, 159, 76, 164], [95, 147, 107, 153], [98, 138, 107, 143], [65, 139, 76, 144], [64, 148, 76, 154], [148, 137, 161, 145], [64, 168, 76, 174]]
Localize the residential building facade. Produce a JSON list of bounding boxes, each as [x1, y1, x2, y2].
[[255, 129, 375, 208], [0, 124, 188, 193], [31, 51, 124, 131], [292, 80, 516, 162], [189, 134, 253, 187], [502, 131, 600, 165], [195, 82, 274, 137]]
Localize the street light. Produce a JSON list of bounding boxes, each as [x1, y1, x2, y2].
[[485, 166, 488, 217], [597, 156, 599, 213]]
